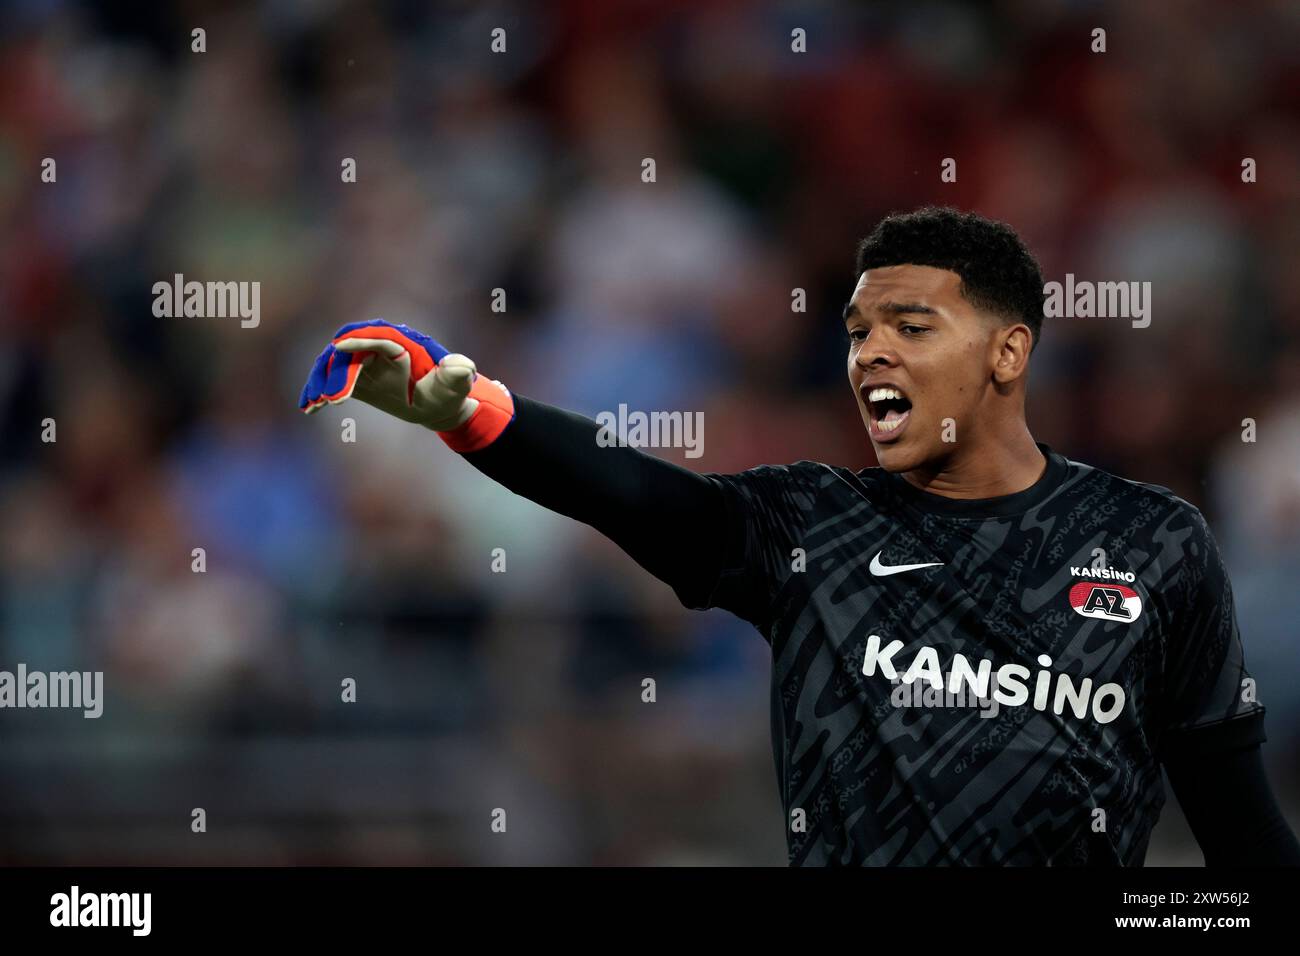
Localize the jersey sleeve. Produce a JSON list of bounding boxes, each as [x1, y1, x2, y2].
[[694, 462, 822, 633], [1158, 505, 1267, 758]]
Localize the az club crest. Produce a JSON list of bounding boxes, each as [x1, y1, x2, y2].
[[1069, 580, 1143, 623]]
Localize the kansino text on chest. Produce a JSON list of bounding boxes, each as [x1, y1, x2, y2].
[[862, 635, 1126, 725]]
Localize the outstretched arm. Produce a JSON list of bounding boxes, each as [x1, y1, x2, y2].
[[460, 394, 734, 608], [300, 321, 736, 608]]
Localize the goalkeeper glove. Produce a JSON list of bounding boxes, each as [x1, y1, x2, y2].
[[298, 320, 515, 451]]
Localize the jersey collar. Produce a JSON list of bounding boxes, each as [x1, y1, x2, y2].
[[884, 443, 1069, 518]]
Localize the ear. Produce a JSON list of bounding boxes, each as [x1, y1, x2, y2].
[[991, 323, 1033, 385]]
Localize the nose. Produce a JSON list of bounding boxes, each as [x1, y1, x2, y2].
[[855, 336, 899, 370]]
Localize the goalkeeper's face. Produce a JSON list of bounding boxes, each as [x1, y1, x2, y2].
[[845, 264, 1024, 474]]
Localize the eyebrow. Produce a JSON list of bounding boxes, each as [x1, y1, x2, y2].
[[842, 301, 939, 321]]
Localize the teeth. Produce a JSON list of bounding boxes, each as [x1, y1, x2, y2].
[[869, 387, 904, 402], [877, 413, 907, 432]]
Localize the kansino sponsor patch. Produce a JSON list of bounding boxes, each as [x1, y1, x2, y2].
[[1069, 579, 1144, 623]]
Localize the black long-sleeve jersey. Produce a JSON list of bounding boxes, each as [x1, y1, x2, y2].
[[462, 395, 1298, 866]]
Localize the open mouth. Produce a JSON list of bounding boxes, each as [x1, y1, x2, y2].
[[865, 385, 913, 442]]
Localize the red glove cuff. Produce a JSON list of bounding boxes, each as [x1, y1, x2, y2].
[[437, 375, 515, 453]]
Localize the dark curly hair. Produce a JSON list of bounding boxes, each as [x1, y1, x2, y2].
[[854, 206, 1045, 350]]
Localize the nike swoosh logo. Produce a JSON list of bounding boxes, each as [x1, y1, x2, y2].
[[869, 552, 945, 576]]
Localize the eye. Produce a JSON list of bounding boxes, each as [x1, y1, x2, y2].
[[901, 324, 930, 335], [847, 328, 868, 343]]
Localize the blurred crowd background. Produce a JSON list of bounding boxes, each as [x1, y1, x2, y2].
[[0, 0, 1297, 864]]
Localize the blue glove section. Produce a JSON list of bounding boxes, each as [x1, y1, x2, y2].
[[298, 320, 451, 412]]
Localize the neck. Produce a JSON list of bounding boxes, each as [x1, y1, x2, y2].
[[901, 423, 1046, 500]]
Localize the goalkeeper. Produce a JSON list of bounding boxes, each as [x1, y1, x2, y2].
[[299, 208, 1300, 866]]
